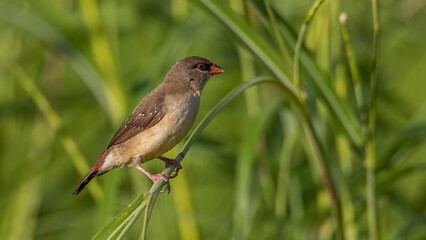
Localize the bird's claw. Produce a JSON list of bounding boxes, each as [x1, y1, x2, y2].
[[160, 182, 171, 194], [158, 156, 183, 178], [151, 173, 171, 194]]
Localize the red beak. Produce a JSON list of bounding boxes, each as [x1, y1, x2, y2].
[[209, 64, 224, 75]]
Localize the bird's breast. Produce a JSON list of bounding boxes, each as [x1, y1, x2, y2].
[[161, 94, 201, 149], [110, 94, 200, 166]]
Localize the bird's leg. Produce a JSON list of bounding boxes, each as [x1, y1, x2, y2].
[[134, 164, 171, 194], [157, 154, 183, 178]]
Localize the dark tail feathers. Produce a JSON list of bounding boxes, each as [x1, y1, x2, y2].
[[72, 150, 108, 195], [72, 171, 96, 195]]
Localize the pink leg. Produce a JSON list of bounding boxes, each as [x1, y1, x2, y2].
[[134, 164, 171, 193], [157, 154, 183, 178]]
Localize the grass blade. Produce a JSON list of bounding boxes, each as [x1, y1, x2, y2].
[[91, 194, 150, 240], [139, 192, 158, 240], [339, 12, 365, 120], [293, 0, 326, 90]]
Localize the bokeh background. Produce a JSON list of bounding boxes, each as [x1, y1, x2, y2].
[[1, 0, 426, 239]]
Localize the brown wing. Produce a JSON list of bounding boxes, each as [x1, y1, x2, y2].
[[107, 95, 166, 148]]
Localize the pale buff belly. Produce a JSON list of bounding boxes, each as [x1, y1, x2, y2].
[[100, 95, 199, 172]]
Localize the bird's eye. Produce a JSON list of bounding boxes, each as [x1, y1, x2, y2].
[[197, 64, 205, 70]]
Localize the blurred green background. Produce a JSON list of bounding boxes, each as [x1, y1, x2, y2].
[[1, 0, 426, 239]]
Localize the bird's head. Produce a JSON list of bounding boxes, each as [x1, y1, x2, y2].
[[164, 56, 224, 96]]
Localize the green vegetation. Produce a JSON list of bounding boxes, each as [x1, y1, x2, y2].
[[1, 0, 426, 239]]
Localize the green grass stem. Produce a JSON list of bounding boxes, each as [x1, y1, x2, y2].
[[366, 0, 381, 239], [293, 0, 326, 92], [139, 192, 158, 240], [339, 12, 365, 122]]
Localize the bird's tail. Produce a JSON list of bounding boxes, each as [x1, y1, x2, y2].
[[72, 151, 108, 195], [72, 171, 96, 195]]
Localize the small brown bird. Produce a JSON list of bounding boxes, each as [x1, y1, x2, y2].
[[73, 56, 224, 195]]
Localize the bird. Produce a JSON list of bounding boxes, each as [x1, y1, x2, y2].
[[73, 56, 224, 195]]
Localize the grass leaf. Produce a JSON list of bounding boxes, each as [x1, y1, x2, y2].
[[91, 194, 150, 240]]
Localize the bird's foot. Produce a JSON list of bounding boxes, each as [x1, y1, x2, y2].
[[157, 155, 182, 178], [134, 164, 171, 194], [149, 173, 171, 194]]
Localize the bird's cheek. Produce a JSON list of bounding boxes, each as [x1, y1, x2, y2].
[[189, 81, 202, 96]]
